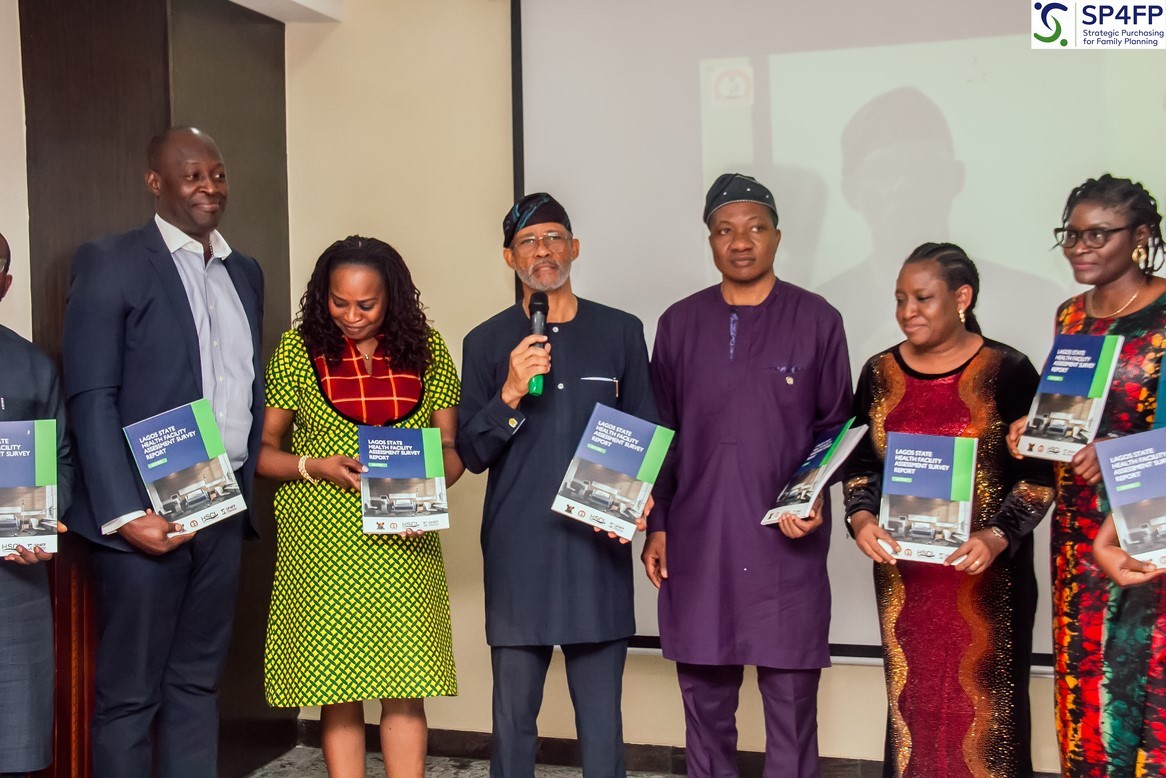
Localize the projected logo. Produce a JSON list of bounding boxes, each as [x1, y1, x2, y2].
[[1032, 1, 1072, 48], [710, 66, 753, 107]]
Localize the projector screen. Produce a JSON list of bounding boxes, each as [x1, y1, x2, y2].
[[517, 0, 1166, 660]]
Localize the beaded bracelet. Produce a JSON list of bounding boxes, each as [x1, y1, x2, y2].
[[297, 455, 319, 485]]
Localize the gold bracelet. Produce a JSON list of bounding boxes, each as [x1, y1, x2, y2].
[[297, 455, 319, 485]]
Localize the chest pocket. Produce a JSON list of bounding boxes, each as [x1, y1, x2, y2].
[[574, 376, 620, 408], [0, 390, 41, 423], [757, 364, 812, 409]]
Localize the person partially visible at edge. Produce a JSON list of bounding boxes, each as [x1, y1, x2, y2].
[[62, 127, 265, 778], [843, 243, 1054, 777], [1006, 174, 1166, 776], [0, 229, 74, 776], [643, 173, 852, 778], [456, 193, 657, 778], [258, 236, 463, 778]]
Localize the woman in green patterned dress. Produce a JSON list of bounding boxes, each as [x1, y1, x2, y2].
[[258, 236, 463, 778]]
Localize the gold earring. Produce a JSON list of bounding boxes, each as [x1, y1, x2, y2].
[[1133, 245, 1148, 265], [958, 308, 966, 325]]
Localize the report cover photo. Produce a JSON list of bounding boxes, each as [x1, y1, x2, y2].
[[1019, 333, 1123, 462], [0, 419, 59, 554], [763, 418, 866, 524], [359, 426, 449, 534], [552, 404, 675, 540], [879, 431, 978, 565], [123, 399, 245, 535], [1097, 427, 1166, 564]]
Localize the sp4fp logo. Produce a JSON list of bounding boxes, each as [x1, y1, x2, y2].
[[1033, 3, 1166, 48], [1033, 2, 1072, 47]]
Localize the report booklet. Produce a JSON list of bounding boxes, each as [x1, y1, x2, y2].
[[1019, 333, 1124, 462], [0, 420, 59, 554], [124, 399, 245, 534], [1096, 428, 1166, 565], [359, 427, 449, 534], [762, 419, 867, 523], [552, 404, 675, 541], [879, 432, 978, 565]]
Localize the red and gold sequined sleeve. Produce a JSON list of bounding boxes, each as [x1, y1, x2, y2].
[[988, 348, 1056, 548], [843, 356, 886, 528]]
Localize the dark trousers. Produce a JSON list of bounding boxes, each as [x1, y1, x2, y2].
[[676, 663, 821, 778], [89, 517, 244, 778], [490, 639, 628, 778], [0, 564, 52, 774]]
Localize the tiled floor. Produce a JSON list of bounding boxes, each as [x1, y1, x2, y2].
[[247, 748, 665, 777], [248, 746, 1057, 777]]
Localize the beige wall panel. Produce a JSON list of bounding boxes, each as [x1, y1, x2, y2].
[[0, 0, 31, 337]]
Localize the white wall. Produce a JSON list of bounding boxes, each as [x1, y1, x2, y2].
[[0, 0, 32, 338]]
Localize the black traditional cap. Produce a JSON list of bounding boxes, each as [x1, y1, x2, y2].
[[702, 173, 779, 225], [503, 193, 572, 247]]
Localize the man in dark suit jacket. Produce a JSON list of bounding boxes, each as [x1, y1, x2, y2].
[[62, 127, 264, 778]]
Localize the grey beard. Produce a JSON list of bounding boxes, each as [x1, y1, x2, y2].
[[516, 263, 570, 292]]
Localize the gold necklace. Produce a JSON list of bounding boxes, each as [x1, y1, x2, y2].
[[356, 343, 377, 366], [1087, 284, 1142, 319]]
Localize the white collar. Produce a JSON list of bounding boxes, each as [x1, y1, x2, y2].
[[154, 214, 232, 260]]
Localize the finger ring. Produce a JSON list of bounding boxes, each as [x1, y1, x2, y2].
[[971, 559, 981, 567]]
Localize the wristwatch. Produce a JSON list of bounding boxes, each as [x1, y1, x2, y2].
[[844, 513, 860, 539]]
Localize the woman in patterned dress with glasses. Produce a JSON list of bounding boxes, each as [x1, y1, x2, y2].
[[257, 235, 463, 778], [1008, 174, 1166, 776]]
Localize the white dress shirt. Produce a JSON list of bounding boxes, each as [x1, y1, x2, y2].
[[101, 215, 255, 535]]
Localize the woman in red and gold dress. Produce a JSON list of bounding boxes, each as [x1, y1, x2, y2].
[[845, 242, 1055, 777]]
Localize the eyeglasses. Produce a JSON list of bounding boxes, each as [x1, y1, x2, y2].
[[1053, 225, 1133, 250], [512, 232, 569, 256]]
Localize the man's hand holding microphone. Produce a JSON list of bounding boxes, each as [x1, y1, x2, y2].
[[502, 292, 551, 409]]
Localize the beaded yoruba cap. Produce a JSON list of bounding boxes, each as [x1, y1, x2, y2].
[[703, 173, 778, 225], [503, 193, 572, 247]]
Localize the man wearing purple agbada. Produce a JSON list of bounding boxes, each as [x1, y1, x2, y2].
[[643, 174, 852, 778]]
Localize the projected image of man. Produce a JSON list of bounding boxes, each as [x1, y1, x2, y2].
[[819, 86, 1068, 362], [644, 174, 852, 777]]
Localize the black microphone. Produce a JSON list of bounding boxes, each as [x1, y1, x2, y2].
[[528, 292, 549, 396]]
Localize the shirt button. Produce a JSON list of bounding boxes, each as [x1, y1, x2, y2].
[[557, 383, 564, 390], [217, 376, 224, 383], [213, 340, 219, 347]]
